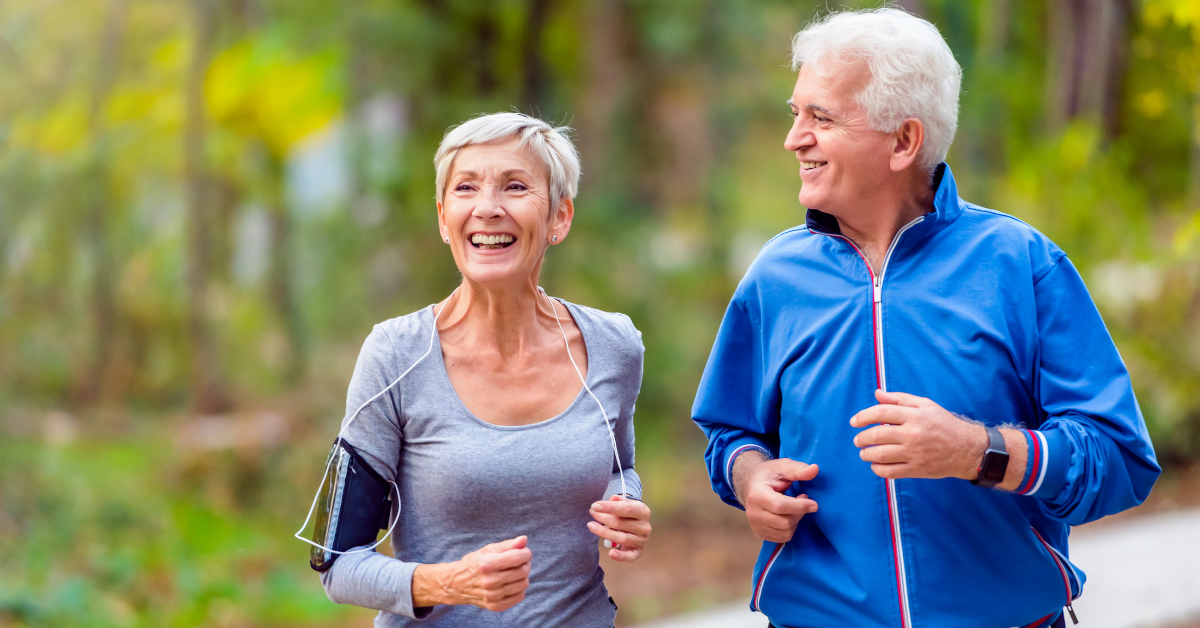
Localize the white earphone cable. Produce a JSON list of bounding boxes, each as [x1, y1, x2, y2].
[[540, 287, 627, 500], [294, 288, 457, 555]]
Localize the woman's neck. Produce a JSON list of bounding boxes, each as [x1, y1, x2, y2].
[[436, 277, 554, 359]]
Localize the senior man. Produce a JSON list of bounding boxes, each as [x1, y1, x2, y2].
[[692, 8, 1160, 628]]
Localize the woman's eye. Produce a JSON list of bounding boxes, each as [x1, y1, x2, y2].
[[507, 183, 528, 191], [455, 184, 473, 192]]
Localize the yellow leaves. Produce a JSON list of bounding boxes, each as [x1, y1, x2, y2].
[[10, 98, 89, 155], [1176, 211, 1200, 256], [1144, 0, 1200, 40], [1138, 89, 1169, 118], [205, 38, 343, 157], [1057, 122, 1101, 173]]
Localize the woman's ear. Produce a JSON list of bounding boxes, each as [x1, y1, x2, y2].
[[437, 200, 450, 243], [548, 198, 574, 244], [889, 118, 925, 173]]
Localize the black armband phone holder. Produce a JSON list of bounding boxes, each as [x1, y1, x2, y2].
[[307, 439, 394, 572]]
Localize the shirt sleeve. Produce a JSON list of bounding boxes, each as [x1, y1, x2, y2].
[[604, 313, 644, 501], [691, 293, 780, 509], [1016, 256, 1160, 525], [318, 325, 432, 619]]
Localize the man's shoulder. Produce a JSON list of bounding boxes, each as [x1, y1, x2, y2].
[[955, 204, 1067, 279], [743, 225, 823, 278]]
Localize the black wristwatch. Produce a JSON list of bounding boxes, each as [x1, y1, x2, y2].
[[970, 426, 1009, 489]]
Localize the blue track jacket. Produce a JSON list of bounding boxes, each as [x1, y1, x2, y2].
[[692, 165, 1159, 628]]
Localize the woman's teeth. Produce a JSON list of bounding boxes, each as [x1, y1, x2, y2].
[[470, 234, 516, 249], [801, 161, 827, 170]]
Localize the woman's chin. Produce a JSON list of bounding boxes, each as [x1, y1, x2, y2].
[[459, 262, 533, 288]]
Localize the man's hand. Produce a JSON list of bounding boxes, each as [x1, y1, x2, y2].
[[731, 452, 819, 543], [850, 390, 988, 481]]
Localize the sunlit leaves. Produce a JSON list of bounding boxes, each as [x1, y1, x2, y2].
[[206, 37, 343, 157]]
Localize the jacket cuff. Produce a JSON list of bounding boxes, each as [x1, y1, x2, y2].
[[1014, 429, 1068, 499], [725, 439, 773, 498]]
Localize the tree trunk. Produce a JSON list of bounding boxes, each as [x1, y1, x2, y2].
[[78, 0, 127, 404], [520, 0, 554, 115], [1044, 0, 1131, 138], [265, 154, 306, 385], [183, 0, 230, 413]]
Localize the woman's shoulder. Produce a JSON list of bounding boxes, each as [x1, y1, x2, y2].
[[563, 301, 644, 357], [363, 307, 436, 359]]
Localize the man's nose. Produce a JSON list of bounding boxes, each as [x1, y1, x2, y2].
[[784, 121, 813, 153]]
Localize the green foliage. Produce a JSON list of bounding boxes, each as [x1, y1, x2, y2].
[[2, 0, 1200, 625]]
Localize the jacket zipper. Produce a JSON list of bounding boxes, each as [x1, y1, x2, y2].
[[1032, 528, 1080, 624], [818, 216, 924, 628], [751, 543, 785, 612]]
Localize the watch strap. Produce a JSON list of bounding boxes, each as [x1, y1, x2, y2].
[[971, 425, 1009, 489]]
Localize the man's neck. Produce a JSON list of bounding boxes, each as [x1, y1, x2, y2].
[[834, 175, 935, 273]]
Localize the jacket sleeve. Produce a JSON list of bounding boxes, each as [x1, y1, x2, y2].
[[1014, 256, 1160, 525], [691, 294, 780, 510]]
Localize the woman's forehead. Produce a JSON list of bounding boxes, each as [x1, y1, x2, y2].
[[451, 137, 545, 178]]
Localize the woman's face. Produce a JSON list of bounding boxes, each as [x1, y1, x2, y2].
[[438, 136, 572, 289]]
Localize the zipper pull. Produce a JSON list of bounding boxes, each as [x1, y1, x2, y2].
[[1066, 604, 1078, 624], [873, 278, 882, 303]]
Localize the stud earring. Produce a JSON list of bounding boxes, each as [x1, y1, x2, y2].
[[551, 235, 558, 243], [444, 237, 449, 243]]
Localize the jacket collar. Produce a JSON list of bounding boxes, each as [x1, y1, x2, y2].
[[804, 163, 964, 243]]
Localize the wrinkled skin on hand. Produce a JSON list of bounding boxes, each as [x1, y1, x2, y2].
[[413, 536, 533, 611]]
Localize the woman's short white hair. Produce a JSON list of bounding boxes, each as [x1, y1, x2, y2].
[[790, 7, 961, 172], [434, 112, 581, 210]]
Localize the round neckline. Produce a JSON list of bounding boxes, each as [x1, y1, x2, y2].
[[428, 298, 595, 431]]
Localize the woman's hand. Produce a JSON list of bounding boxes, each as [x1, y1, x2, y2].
[[412, 536, 532, 612], [587, 495, 652, 562]]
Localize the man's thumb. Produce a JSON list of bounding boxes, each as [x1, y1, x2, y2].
[[775, 460, 819, 482]]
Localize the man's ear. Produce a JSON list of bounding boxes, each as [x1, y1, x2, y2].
[[890, 118, 925, 173]]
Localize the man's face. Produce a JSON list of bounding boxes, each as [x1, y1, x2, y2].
[[784, 61, 894, 216]]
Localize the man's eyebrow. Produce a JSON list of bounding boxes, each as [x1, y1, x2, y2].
[[806, 103, 836, 117]]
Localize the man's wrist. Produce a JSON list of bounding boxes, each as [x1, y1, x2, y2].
[[962, 423, 989, 481], [730, 449, 770, 505]]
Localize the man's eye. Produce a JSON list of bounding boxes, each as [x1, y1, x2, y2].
[[789, 110, 799, 118], [814, 115, 831, 123]]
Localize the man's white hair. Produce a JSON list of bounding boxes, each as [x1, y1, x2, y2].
[[790, 7, 961, 172], [434, 112, 581, 210]]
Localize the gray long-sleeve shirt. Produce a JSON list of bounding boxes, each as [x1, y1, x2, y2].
[[319, 300, 644, 627]]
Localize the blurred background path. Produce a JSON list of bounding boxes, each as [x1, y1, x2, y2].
[[631, 508, 1200, 628]]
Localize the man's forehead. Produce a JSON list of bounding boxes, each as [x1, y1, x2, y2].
[[792, 61, 869, 105]]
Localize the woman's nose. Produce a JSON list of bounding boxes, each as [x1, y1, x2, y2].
[[473, 187, 505, 219]]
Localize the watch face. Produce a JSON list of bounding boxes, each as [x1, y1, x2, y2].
[[981, 450, 1009, 483]]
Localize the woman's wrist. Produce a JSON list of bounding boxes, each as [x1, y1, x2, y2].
[[412, 562, 453, 607]]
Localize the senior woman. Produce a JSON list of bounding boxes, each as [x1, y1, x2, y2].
[[308, 112, 651, 627]]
